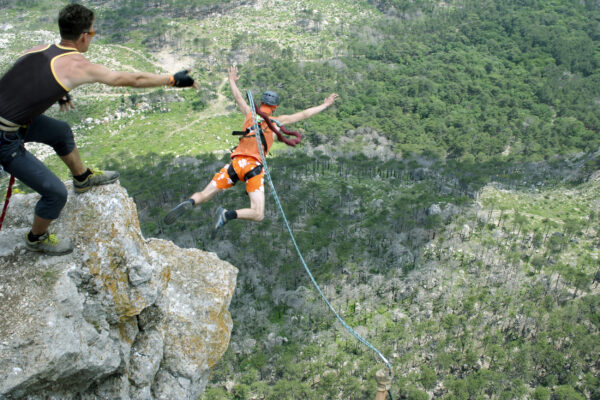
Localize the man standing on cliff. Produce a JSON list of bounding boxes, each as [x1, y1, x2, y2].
[[163, 66, 338, 236], [0, 3, 197, 255]]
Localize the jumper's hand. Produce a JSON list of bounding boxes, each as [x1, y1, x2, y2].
[[58, 94, 74, 111], [324, 93, 339, 107], [228, 66, 241, 82], [375, 368, 393, 392]]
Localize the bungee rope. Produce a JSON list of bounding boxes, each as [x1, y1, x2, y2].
[[248, 90, 394, 399], [0, 173, 16, 231]]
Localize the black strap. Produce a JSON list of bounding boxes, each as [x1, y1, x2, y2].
[[227, 163, 239, 184], [243, 164, 263, 182], [231, 127, 268, 154], [227, 163, 263, 184], [58, 93, 71, 105], [257, 131, 268, 154]]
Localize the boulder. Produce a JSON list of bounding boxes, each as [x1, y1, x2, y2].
[[0, 182, 237, 399]]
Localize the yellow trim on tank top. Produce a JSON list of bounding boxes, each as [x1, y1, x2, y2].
[[50, 52, 80, 92], [21, 44, 51, 57], [56, 44, 78, 51]]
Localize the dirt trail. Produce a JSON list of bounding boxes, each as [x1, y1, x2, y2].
[[73, 45, 236, 129], [168, 77, 234, 137], [110, 44, 166, 71]]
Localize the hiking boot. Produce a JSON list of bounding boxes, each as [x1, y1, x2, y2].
[[164, 199, 193, 225], [73, 169, 120, 193], [211, 207, 229, 238], [25, 232, 74, 255]]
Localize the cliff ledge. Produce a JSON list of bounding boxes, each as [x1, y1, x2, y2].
[[0, 182, 237, 400]]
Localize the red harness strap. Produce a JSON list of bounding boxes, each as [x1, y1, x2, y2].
[[0, 174, 16, 231]]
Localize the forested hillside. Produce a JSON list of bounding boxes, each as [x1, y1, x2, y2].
[[0, 0, 599, 399], [109, 144, 599, 400]]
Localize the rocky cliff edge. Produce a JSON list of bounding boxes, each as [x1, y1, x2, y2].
[[0, 182, 238, 400]]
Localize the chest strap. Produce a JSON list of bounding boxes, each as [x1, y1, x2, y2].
[[232, 127, 268, 153]]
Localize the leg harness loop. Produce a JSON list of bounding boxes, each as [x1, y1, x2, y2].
[[227, 163, 239, 184], [227, 163, 263, 184]]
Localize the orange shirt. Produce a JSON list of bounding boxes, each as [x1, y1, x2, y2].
[[231, 105, 276, 162]]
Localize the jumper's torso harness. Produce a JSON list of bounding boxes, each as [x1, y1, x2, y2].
[[229, 105, 302, 184]]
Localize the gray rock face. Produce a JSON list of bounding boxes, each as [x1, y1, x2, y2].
[[309, 126, 400, 161], [0, 182, 237, 400]]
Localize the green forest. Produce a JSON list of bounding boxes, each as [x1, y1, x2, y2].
[[0, 0, 599, 398], [236, 0, 600, 161], [111, 147, 599, 400]]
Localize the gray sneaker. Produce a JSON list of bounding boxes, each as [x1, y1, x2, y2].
[[164, 200, 193, 225], [25, 232, 74, 255], [211, 207, 229, 239], [73, 169, 120, 193]]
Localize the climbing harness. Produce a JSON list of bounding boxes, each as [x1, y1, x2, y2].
[[232, 111, 302, 150], [227, 162, 263, 184], [232, 127, 268, 154], [247, 90, 394, 399]]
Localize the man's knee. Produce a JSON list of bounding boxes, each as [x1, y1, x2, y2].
[[54, 121, 76, 156], [45, 181, 68, 209], [248, 191, 265, 222], [252, 210, 264, 222], [35, 182, 68, 220], [26, 116, 75, 156]]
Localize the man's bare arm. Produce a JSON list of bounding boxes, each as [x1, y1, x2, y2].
[[76, 60, 170, 88], [277, 93, 339, 125], [57, 55, 197, 90], [228, 66, 250, 115]]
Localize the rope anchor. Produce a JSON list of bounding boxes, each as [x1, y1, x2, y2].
[[247, 90, 394, 399]]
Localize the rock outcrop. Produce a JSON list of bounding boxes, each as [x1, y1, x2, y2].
[[0, 182, 237, 400]]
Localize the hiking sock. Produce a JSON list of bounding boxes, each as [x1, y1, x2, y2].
[[28, 231, 45, 242], [74, 168, 92, 182], [225, 210, 238, 221]]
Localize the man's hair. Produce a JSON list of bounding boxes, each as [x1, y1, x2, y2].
[[58, 4, 94, 41]]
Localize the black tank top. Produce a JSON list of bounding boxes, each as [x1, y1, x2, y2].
[[0, 44, 78, 126]]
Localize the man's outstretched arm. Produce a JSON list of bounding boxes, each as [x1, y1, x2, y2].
[[59, 55, 198, 90], [228, 66, 250, 115], [277, 93, 339, 125], [88, 64, 169, 87]]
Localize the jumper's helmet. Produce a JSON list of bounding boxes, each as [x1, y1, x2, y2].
[[260, 91, 279, 106]]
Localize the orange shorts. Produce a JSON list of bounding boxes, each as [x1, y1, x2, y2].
[[211, 156, 264, 193]]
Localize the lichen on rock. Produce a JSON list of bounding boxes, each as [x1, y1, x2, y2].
[[0, 182, 237, 399]]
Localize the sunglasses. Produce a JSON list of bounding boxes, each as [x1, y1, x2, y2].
[[84, 29, 96, 38]]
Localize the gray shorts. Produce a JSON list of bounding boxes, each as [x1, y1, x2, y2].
[[0, 115, 76, 220]]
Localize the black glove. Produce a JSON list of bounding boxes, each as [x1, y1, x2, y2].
[[58, 94, 71, 105], [58, 94, 74, 111], [170, 70, 195, 88]]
